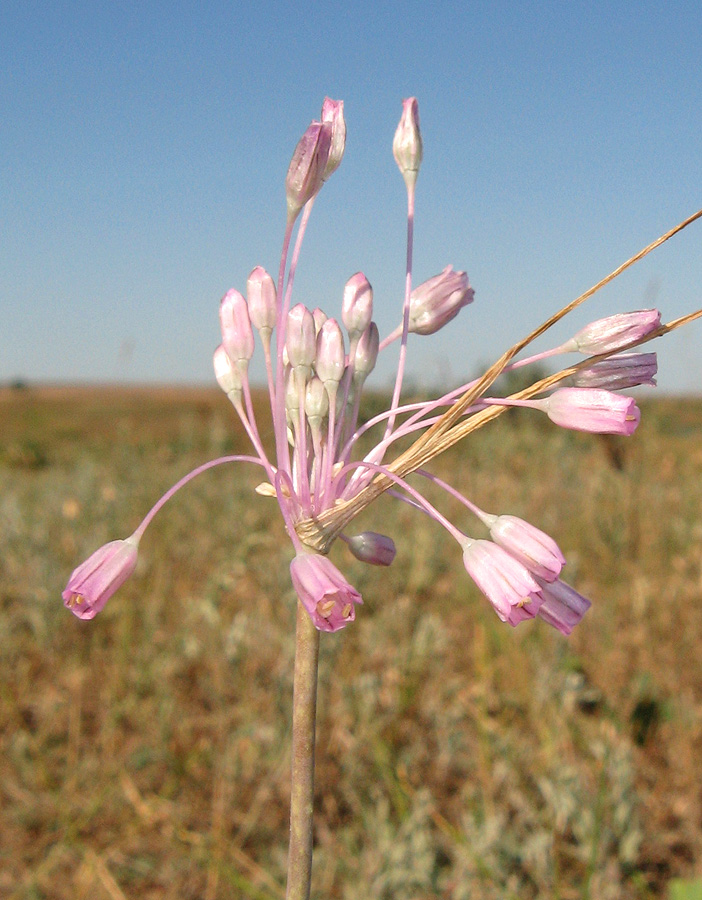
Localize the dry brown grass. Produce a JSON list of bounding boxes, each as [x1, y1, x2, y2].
[[1, 384, 701, 899]]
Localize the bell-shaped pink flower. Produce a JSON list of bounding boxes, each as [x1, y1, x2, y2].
[[347, 532, 396, 566], [409, 265, 474, 335], [286, 120, 333, 221], [321, 97, 346, 181], [563, 309, 661, 354], [487, 515, 565, 582], [393, 97, 422, 188], [540, 388, 640, 435], [536, 578, 592, 635], [63, 537, 139, 620], [461, 538, 544, 626], [290, 552, 363, 632]]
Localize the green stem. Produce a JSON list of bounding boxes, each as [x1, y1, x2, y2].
[[285, 601, 320, 900]]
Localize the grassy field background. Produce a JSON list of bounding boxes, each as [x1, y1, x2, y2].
[[1, 384, 701, 899]]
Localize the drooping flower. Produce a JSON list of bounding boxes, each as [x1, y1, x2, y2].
[[63, 537, 139, 620], [289, 552, 362, 632], [485, 515, 565, 582], [461, 538, 544, 626], [536, 578, 592, 635]]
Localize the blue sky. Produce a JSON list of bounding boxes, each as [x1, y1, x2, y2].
[[2, 0, 701, 392]]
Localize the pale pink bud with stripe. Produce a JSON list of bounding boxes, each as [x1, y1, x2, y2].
[[246, 266, 277, 335], [220, 289, 254, 370], [342, 272, 373, 339], [563, 309, 661, 354], [393, 97, 422, 188], [286, 120, 333, 221], [321, 97, 346, 180]]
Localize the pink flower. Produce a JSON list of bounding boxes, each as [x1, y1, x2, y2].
[[540, 388, 640, 435], [487, 515, 565, 582], [409, 266, 474, 335], [290, 553, 363, 632], [63, 537, 139, 620], [536, 578, 592, 635], [461, 538, 544, 626]]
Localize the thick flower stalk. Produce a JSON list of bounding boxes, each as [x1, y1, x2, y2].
[[62, 95, 702, 899]]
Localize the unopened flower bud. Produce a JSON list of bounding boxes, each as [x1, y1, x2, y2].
[[63, 536, 140, 620], [409, 266, 474, 335], [562, 309, 661, 355], [342, 272, 373, 338], [316, 318, 346, 386], [321, 97, 346, 180], [347, 532, 396, 566], [305, 376, 329, 424], [312, 307, 328, 334], [213, 344, 243, 402], [220, 288, 255, 371], [247, 266, 277, 335], [286, 304, 317, 374], [290, 552, 363, 632], [352, 322, 379, 386], [571, 352, 657, 390], [285, 368, 300, 414], [286, 120, 333, 222], [393, 97, 422, 189]]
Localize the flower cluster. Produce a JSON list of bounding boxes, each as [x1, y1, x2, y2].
[[65, 96, 695, 636]]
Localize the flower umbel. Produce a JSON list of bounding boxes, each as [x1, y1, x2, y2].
[[63, 96, 702, 637]]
